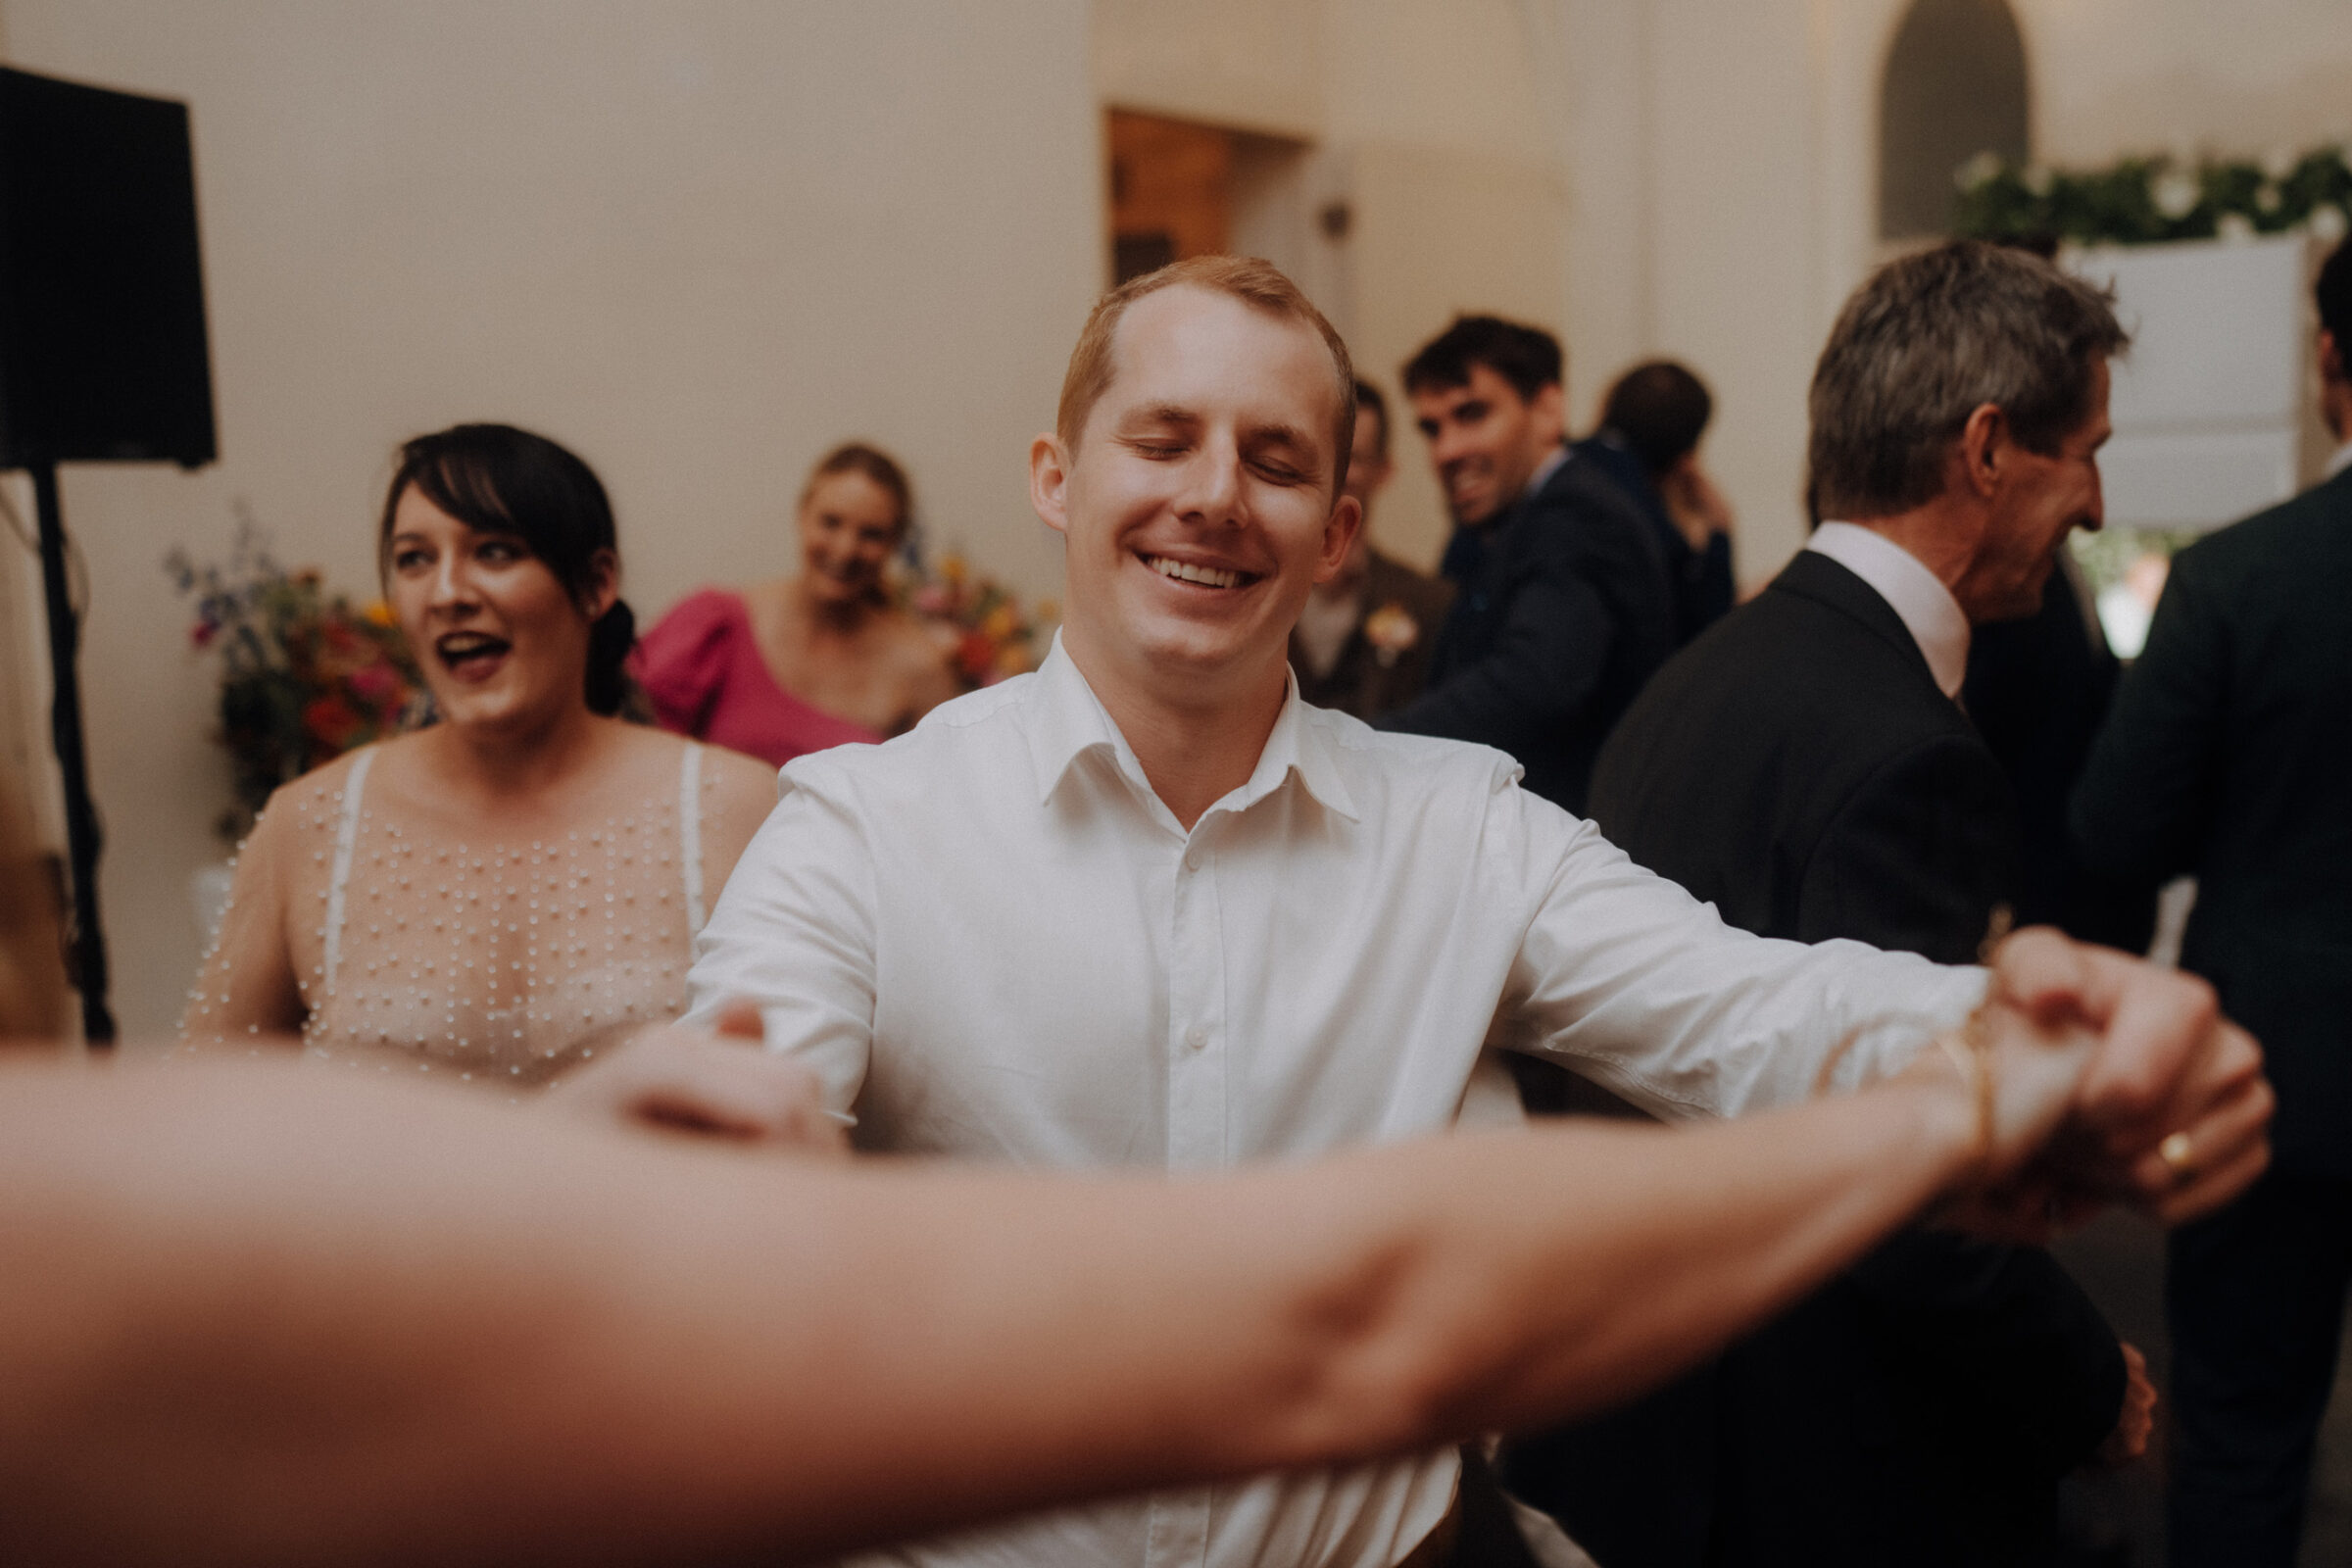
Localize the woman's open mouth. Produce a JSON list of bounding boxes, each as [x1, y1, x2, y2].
[[1143, 554, 1257, 591], [435, 631, 512, 679]]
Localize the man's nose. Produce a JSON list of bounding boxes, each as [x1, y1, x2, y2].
[[1179, 442, 1244, 525]]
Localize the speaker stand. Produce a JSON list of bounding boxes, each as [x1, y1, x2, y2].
[[30, 462, 115, 1046]]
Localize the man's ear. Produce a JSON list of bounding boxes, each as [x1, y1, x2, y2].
[[1030, 434, 1072, 537], [1531, 381, 1568, 445], [1957, 402, 2009, 499], [1315, 494, 1364, 583]]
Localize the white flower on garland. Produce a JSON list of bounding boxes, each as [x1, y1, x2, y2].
[[2217, 212, 2256, 244], [1955, 149, 2004, 191], [2263, 145, 2300, 181], [2152, 168, 2201, 220], [2314, 204, 2350, 245]]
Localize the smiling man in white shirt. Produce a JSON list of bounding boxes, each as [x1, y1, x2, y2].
[[686, 256, 2266, 1568]]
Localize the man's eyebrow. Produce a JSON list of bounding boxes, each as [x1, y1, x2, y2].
[[1118, 402, 1200, 429], [1242, 419, 1318, 453]]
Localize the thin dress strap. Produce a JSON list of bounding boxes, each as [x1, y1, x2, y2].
[[678, 741, 707, 935], [320, 747, 375, 997]]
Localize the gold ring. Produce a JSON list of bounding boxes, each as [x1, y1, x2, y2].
[[2158, 1131, 2197, 1184]]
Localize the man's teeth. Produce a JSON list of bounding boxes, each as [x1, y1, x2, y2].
[[1148, 557, 1244, 589]]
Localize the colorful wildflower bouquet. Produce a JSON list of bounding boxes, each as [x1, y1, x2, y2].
[[167, 528, 422, 843], [901, 554, 1058, 688]]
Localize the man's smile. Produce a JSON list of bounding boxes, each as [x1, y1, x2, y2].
[[1142, 553, 1258, 591]]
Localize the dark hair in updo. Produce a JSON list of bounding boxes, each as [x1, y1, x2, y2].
[[379, 423, 636, 716]]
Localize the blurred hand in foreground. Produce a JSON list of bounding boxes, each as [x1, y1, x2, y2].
[[551, 1003, 848, 1155], [1978, 928, 2271, 1233]]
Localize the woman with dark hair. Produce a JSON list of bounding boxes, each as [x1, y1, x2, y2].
[[631, 441, 959, 766], [182, 423, 776, 1085]]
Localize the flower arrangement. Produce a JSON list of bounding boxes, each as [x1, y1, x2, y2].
[[1953, 144, 2352, 250], [900, 554, 1058, 687], [167, 526, 422, 843]]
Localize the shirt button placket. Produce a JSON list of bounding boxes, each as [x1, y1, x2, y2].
[[1166, 832, 1225, 1173]]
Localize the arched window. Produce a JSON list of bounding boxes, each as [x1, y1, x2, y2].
[[1879, 0, 2030, 239]]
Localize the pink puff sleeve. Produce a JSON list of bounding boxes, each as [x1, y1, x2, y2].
[[628, 588, 741, 740]]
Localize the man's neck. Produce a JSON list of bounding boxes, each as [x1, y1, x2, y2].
[[1061, 627, 1288, 831], [1841, 503, 1979, 610]]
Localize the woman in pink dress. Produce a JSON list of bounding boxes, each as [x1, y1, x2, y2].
[[632, 443, 959, 766]]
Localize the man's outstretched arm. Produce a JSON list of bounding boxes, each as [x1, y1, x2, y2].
[[4, 1001, 2089, 1568]]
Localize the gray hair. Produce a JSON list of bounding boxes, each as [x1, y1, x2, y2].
[[1807, 240, 2128, 520]]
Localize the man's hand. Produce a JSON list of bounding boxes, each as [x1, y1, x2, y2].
[[2095, 1342, 2158, 1467], [1991, 928, 2271, 1224], [550, 1003, 849, 1155]]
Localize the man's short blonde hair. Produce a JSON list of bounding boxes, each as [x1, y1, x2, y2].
[[1055, 256, 1358, 500]]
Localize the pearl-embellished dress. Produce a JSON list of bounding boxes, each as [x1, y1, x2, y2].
[[183, 735, 730, 1088]]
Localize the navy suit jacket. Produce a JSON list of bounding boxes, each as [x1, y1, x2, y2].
[[1378, 449, 1676, 812]]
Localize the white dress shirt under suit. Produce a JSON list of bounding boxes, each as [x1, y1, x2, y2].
[[1805, 520, 1973, 700], [687, 638, 1985, 1568]]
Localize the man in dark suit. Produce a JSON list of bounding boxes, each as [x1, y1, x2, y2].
[[1289, 378, 1454, 720], [2073, 238, 2352, 1568], [1504, 240, 2149, 1566], [1963, 557, 2159, 954], [1375, 316, 1677, 812]]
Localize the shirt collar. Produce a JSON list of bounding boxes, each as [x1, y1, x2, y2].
[[1023, 631, 1359, 825], [1805, 521, 1973, 700], [2327, 441, 2352, 481], [1524, 443, 1570, 501]]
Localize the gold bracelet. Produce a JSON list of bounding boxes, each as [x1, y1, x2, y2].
[[1813, 1004, 2000, 1183], [1933, 1004, 1997, 1179]]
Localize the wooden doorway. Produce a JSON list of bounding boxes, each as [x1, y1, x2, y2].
[[1106, 110, 1233, 284]]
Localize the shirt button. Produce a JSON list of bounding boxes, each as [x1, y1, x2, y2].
[[1186, 1025, 1208, 1050], [1183, 852, 1200, 872]]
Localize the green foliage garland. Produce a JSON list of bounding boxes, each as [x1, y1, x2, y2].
[[1952, 145, 2352, 249]]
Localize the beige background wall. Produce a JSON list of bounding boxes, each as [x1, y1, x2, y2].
[[1, 0, 1102, 1035], [1096, 0, 1572, 572]]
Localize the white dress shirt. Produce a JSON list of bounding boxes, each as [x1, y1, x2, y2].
[[2327, 440, 2352, 481], [1806, 521, 1973, 699], [688, 639, 1984, 1568]]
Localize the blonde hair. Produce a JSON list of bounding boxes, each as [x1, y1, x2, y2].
[[1055, 256, 1357, 498], [0, 771, 67, 1043]]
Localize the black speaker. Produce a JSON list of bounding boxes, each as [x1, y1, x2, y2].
[[0, 65, 215, 468]]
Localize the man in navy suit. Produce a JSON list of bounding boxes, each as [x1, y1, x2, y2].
[[2074, 237, 2352, 1568], [1377, 316, 1677, 813]]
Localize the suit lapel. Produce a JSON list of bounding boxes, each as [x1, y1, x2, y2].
[[1771, 549, 1948, 701]]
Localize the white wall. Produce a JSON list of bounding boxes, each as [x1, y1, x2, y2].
[[1557, 0, 1903, 582], [1, 0, 1102, 1035], [2018, 0, 2352, 167], [1097, 0, 1573, 570]]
